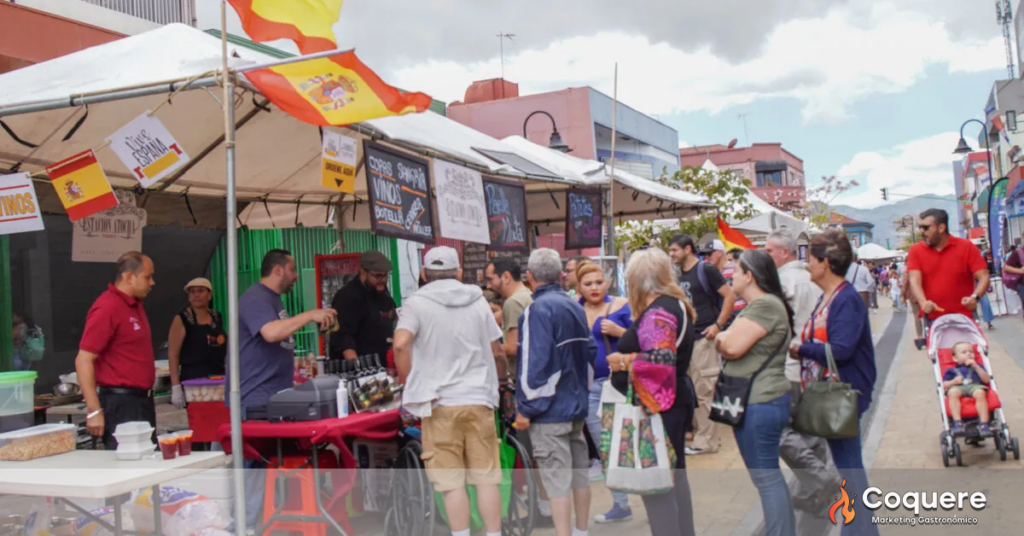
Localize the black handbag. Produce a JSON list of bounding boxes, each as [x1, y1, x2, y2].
[[709, 336, 789, 427]]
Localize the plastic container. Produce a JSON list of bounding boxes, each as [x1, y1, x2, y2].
[[116, 441, 156, 461], [181, 378, 225, 403], [175, 430, 193, 456], [0, 371, 37, 417], [157, 434, 178, 460], [0, 411, 33, 434], [114, 421, 155, 444], [0, 423, 76, 461]]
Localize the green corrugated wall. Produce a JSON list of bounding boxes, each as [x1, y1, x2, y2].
[[207, 227, 400, 357]]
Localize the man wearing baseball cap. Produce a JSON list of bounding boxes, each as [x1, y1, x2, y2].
[[703, 239, 728, 272], [393, 246, 508, 536], [331, 250, 398, 360]]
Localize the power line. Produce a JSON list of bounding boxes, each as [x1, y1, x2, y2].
[[497, 32, 515, 98]]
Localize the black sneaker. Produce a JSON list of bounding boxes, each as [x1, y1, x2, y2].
[[951, 421, 966, 436]]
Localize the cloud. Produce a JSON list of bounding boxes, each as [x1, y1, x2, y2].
[[388, 4, 1002, 124], [679, 140, 689, 149], [832, 132, 961, 209]]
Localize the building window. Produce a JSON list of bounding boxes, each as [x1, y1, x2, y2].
[[756, 170, 783, 187], [1008, 111, 1018, 132]]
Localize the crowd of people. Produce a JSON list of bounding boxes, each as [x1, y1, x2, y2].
[[66, 206, 1013, 536]]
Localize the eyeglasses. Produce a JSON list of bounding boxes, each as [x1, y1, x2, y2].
[[366, 271, 388, 281], [918, 224, 933, 231]]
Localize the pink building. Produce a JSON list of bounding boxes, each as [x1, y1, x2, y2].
[[679, 143, 806, 210], [447, 79, 681, 179]]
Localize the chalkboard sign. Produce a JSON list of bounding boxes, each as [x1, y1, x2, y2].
[[565, 188, 603, 250], [461, 242, 531, 285], [483, 177, 528, 252], [363, 140, 436, 245]]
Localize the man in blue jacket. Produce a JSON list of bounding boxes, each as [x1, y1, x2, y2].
[[515, 248, 596, 536]]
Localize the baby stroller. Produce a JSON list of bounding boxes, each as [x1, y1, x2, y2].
[[929, 314, 1020, 466]]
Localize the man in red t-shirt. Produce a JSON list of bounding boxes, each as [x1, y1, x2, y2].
[[75, 251, 157, 449], [907, 209, 989, 331]]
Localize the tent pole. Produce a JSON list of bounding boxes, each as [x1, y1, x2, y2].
[[221, 2, 246, 535]]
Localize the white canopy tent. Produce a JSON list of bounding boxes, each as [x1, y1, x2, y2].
[[696, 159, 808, 235], [857, 242, 905, 262]]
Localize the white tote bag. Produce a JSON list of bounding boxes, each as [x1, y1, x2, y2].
[[599, 379, 677, 495]]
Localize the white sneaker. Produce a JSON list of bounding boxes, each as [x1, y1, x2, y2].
[[589, 461, 604, 481], [684, 446, 706, 456]]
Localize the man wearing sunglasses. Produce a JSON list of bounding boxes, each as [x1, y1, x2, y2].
[[907, 208, 989, 332], [331, 251, 398, 360]]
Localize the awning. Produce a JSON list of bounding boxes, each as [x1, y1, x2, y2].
[[976, 185, 992, 213]]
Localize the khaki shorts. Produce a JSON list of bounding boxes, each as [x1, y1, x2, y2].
[[948, 383, 987, 398], [420, 405, 502, 492], [528, 420, 589, 498]]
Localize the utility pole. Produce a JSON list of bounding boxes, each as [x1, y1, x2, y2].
[[497, 32, 515, 98], [737, 113, 751, 145]]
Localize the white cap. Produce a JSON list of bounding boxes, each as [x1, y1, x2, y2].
[[711, 239, 726, 252], [424, 246, 460, 271]]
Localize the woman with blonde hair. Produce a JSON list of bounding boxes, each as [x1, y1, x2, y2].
[[605, 248, 696, 536]]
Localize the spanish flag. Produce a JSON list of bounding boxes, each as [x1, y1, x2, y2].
[[46, 150, 118, 221], [244, 51, 433, 126], [717, 216, 755, 251], [228, 0, 343, 54]]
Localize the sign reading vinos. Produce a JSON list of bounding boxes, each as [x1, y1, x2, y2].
[[483, 177, 528, 252], [565, 188, 603, 250], [363, 140, 435, 245]]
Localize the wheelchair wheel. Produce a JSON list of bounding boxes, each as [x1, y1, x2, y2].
[[390, 440, 435, 536], [503, 432, 538, 536]]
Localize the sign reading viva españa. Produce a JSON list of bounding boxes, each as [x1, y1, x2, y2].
[[0, 173, 45, 236], [46, 150, 118, 221], [108, 111, 190, 188], [321, 130, 357, 193]]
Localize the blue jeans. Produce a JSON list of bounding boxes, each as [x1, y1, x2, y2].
[[733, 392, 795, 536], [979, 294, 994, 324], [828, 428, 880, 536], [587, 378, 630, 509]]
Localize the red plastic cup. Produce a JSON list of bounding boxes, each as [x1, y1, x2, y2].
[[176, 430, 194, 456], [157, 434, 178, 460]]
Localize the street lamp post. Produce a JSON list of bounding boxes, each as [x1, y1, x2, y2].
[[953, 118, 1004, 273], [523, 110, 571, 153]]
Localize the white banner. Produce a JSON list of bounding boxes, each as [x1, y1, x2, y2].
[[0, 173, 45, 236], [72, 190, 147, 263], [432, 159, 489, 244], [108, 111, 190, 188]]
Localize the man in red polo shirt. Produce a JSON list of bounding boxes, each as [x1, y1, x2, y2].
[[76, 251, 157, 449], [907, 208, 989, 333]]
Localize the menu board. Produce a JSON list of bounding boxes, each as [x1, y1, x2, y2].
[[363, 140, 435, 245], [462, 242, 531, 285], [565, 188, 603, 250], [483, 177, 528, 252]]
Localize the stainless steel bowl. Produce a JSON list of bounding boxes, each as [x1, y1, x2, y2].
[[53, 382, 81, 396]]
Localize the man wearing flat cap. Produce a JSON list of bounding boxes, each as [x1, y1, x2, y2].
[[330, 250, 398, 360]]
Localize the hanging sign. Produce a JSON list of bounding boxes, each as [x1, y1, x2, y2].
[[363, 140, 435, 244], [108, 111, 190, 188], [433, 159, 489, 244], [46, 149, 118, 221], [483, 177, 528, 252], [565, 188, 603, 250], [321, 130, 358, 193], [0, 173, 45, 236], [72, 190, 147, 263]]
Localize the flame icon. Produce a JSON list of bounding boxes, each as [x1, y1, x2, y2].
[[829, 479, 856, 525]]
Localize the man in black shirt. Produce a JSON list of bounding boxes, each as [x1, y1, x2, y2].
[[668, 234, 736, 455], [330, 251, 397, 360]]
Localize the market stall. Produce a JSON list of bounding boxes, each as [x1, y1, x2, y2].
[[857, 242, 905, 262]]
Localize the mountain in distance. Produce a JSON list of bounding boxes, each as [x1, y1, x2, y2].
[[831, 195, 961, 249]]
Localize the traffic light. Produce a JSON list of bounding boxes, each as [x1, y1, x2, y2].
[[881, 187, 889, 201]]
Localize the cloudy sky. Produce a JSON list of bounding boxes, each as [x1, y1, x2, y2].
[[198, 0, 1007, 209]]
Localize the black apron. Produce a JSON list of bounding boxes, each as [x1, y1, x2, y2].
[[178, 307, 227, 381]]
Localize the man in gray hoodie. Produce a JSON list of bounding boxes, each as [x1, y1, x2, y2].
[[393, 246, 509, 536], [766, 229, 842, 515]]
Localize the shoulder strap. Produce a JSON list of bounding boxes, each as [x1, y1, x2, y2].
[[676, 300, 689, 349], [696, 261, 712, 296], [752, 332, 791, 379]]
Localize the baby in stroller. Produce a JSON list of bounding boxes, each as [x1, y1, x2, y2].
[[942, 342, 992, 437]]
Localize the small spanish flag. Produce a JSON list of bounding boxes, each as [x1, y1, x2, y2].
[[717, 216, 755, 251], [228, 0, 343, 54], [46, 150, 118, 221], [244, 51, 432, 127]]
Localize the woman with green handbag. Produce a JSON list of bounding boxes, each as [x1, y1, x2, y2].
[[790, 230, 878, 536]]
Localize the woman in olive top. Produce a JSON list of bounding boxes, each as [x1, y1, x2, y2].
[[715, 250, 796, 536]]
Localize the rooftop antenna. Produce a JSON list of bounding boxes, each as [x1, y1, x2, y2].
[[997, 0, 1016, 79], [498, 32, 516, 98], [737, 113, 751, 146]]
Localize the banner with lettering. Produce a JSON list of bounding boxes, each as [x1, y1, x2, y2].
[[72, 190, 147, 263], [321, 129, 358, 193], [108, 111, 190, 188], [363, 140, 435, 244], [433, 159, 489, 245], [0, 173, 45, 236], [565, 188, 603, 250], [483, 177, 529, 252]]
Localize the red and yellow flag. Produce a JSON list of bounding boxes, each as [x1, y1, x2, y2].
[[245, 51, 433, 126], [46, 150, 118, 221], [717, 216, 755, 251], [228, 0, 343, 54]]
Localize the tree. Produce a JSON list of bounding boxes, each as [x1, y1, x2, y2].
[[615, 166, 756, 252], [792, 175, 860, 229]]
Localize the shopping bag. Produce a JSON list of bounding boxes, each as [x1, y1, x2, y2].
[[599, 379, 676, 495]]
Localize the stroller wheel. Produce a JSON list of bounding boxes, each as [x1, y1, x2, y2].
[[953, 443, 963, 467], [1012, 437, 1021, 460], [941, 444, 950, 467], [996, 434, 1007, 461]]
